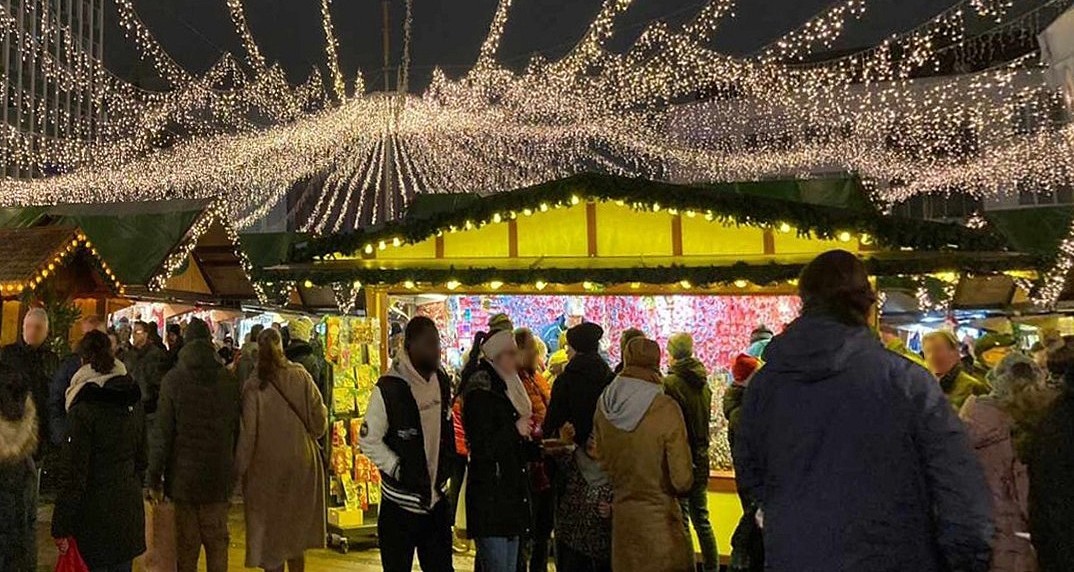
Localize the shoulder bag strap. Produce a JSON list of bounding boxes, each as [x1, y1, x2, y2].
[[267, 374, 311, 437]]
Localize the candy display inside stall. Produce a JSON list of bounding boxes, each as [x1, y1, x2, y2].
[[322, 316, 383, 547], [416, 294, 800, 371]]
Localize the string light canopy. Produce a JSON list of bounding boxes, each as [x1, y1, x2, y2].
[[0, 0, 1071, 232]]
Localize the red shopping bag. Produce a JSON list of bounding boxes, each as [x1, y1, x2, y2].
[[55, 538, 89, 572]]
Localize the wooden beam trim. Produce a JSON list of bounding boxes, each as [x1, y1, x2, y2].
[[671, 214, 684, 257], [508, 220, 519, 258], [586, 202, 598, 257]]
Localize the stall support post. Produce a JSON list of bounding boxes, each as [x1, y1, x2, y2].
[[366, 287, 390, 371]]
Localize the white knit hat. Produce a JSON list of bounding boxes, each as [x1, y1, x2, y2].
[[481, 329, 516, 360]]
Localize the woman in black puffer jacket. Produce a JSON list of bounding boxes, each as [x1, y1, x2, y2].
[[52, 330, 146, 571], [460, 329, 537, 572]]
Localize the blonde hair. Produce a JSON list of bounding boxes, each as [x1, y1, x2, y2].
[[256, 328, 290, 390]]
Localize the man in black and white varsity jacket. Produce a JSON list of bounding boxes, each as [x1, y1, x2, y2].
[[361, 316, 456, 572]]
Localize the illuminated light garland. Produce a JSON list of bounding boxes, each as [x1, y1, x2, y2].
[[148, 201, 266, 303], [0, 0, 1068, 231], [3, 233, 124, 298], [1034, 216, 1074, 308], [320, 0, 349, 101], [331, 281, 363, 314]]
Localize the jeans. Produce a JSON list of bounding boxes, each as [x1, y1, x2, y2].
[[90, 563, 132, 572], [681, 468, 719, 572], [378, 498, 454, 572], [175, 502, 230, 572], [474, 537, 519, 572]]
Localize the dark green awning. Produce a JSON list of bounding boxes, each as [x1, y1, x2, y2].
[[0, 201, 208, 285]]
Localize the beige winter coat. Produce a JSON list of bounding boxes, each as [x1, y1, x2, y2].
[[960, 396, 1037, 572], [235, 363, 328, 569], [594, 379, 694, 572]]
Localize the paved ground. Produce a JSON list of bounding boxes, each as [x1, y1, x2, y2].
[[36, 504, 480, 571]]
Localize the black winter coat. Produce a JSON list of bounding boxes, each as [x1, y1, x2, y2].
[[0, 340, 58, 456], [149, 339, 240, 504], [124, 343, 169, 415], [542, 352, 612, 446], [1027, 386, 1074, 571], [52, 376, 147, 569], [462, 361, 533, 538]]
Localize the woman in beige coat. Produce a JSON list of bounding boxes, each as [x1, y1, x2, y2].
[[594, 337, 694, 572], [236, 328, 328, 572], [960, 352, 1047, 572]]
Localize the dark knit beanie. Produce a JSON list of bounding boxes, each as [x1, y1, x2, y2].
[[567, 322, 603, 354], [185, 317, 211, 342]]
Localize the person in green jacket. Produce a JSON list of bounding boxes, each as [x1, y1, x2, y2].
[[879, 325, 927, 369], [923, 330, 990, 411], [662, 333, 718, 572]]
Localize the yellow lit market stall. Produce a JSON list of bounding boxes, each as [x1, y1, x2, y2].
[[268, 174, 1034, 562]]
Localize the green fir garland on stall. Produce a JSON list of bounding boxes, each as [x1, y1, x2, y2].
[[257, 253, 1043, 289], [293, 174, 1009, 262]]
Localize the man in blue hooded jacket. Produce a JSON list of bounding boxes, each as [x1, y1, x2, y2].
[[734, 250, 993, 572]]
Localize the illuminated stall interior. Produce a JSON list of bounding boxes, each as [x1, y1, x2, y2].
[[267, 173, 1034, 560]]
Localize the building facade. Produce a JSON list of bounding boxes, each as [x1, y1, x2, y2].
[[1, 0, 105, 178]]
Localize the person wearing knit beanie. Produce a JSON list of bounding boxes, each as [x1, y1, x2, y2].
[[288, 316, 315, 344], [613, 328, 646, 374], [488, 313, 514, 333], [543, 323, 612, 447], [567, 322, 603, 355], [595, 336, 694, 572], [731, 354, 761, 387], [667, 332, 694, 361], [184, 317, 211, 342]]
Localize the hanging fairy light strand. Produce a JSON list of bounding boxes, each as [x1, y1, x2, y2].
[[0, 0, 1067, 238]]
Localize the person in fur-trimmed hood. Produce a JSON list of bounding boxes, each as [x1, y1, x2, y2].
[[53, 330, 147, 571], [0, 364, 39, 572]]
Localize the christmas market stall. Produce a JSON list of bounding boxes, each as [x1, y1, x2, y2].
[[0, 199, 263, 308], [0, 226, 124, 347], [263, 173, 1036, 560]]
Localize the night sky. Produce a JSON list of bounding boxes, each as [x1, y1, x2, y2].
[[108, 0, 960, 92]]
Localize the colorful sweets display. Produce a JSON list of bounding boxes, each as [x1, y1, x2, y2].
[[323, 316, 383, 523], [420, 294, 800, 370]]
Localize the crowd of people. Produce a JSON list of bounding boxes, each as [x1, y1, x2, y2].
[[0, 313, 331, 572], [4, 248, 1074, 571]]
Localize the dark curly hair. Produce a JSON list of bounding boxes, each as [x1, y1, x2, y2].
[[79, 330, 116, 375]]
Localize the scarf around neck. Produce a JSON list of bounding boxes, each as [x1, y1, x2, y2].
[[490, 359, 534, 436], [66, 360, 127, 411]]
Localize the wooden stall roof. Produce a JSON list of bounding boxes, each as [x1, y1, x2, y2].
[[0, 201, 258, 303], [0, 226, 121, 298]]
